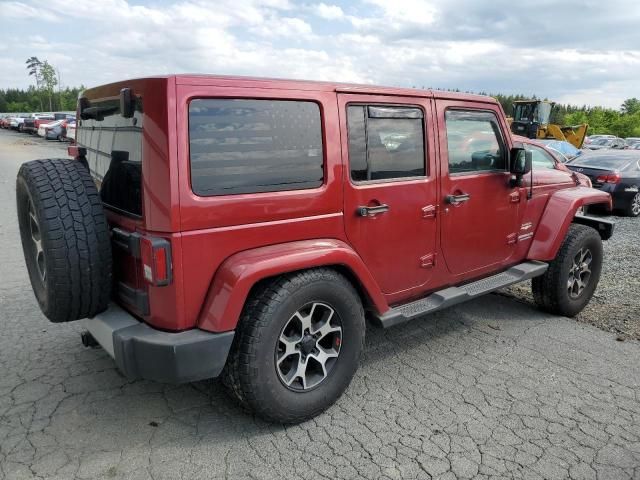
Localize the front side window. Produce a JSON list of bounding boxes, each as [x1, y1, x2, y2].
[[445, 110, 506, 174], [189, 99, 324, 196], [347, 105, 426, 182]]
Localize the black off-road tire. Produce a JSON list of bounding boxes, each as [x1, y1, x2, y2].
[[532, 224, 602, 317], [16, 158, 112, 323], [222, 268, 365, 423]]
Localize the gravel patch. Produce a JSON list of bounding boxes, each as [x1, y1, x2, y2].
[[504, 214, 640, 340]]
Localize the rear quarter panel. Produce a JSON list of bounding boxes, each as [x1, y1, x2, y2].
[[174, 81, 348, 329]]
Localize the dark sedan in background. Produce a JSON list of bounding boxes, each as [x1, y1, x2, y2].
[[567, 151, 640, 216]]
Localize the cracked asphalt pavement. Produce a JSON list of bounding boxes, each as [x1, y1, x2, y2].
[[1, 129, 639, 480]]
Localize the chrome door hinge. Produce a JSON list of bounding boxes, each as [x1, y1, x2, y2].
[[422, 205, 437, 218], [420, 253, 436, 268]]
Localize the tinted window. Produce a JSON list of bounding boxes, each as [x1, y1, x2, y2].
[[347, 105, 425, 182], [189, 99, 324, 196], [525, 144, 557, 170], [445, 110, 506, 174], [77, 98, 143, 216]]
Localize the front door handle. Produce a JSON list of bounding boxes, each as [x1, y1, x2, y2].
[[357, 204, 390, 217], [445, 193, 471, 205]]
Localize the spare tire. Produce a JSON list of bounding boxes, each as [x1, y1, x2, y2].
[[16, 159, 112, 322]]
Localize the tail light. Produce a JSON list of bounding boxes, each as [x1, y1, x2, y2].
[[140, 236, 172, 286], [111, 228, 173, 288], [595, 173, 621, 184]]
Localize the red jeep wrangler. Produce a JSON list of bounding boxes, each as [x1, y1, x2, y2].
[[16, 75, 613, 423]]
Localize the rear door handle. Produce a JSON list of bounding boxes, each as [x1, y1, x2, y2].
[[357, 204, 390, 217], [445, 193, 471, 205]]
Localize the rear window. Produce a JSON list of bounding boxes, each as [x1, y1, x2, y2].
[[77, 98, 143, 216], [575, 154, 635, 169], [188, 99, 324, 196]]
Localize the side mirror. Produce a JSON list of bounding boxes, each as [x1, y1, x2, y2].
[[510, 147, 532, 176]]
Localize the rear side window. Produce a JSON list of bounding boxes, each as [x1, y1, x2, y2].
[[77, 98, 143, 216], [347, 105, 425, 182], [445, 110, 506, 174], [189, 99, 324, 196]]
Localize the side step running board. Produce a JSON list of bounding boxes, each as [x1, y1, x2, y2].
[[373, 261, 548, 329]]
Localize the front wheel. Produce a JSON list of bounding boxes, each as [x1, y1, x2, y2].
[[532, 224, 603, 317], [222, 268, 365, 423]]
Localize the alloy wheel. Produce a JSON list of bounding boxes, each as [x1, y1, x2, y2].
[[632, 192, 640, 216], [276, 302, 342, 391], [567, 247, 591, 299], [28, 200, 46, 282]]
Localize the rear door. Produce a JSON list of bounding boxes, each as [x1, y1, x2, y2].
[[339, 94, 438, 295], [436, 101, 520, 277]]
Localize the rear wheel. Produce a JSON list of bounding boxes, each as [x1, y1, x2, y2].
[[222, 268, 365, 423], [624, 192, 640, 217], [532, 224, 602, 317], [16, 159, 112, 322]]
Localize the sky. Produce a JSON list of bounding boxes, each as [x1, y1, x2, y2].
[[1, 0, 639, 108]]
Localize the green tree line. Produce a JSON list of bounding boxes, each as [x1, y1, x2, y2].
[[0, 57, 84, 114], [3, 72, 639, 138], [0, 86, 84, 113]]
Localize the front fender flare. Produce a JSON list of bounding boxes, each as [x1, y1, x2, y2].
[[197, 239, 389, 333], [527, 187, 612, 261]]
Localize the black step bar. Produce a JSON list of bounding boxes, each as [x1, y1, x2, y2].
[[372, 261, 549, 329]]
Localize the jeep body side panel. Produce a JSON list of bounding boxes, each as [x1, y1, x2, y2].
[[337, 93, 439, 297], [79, 77, 175, 231], [434, 97, 521, 279], [527, 187, 612, 261], [197, 239, 389, 333], [175, 82, 342, 231], [174, 82, 348, 329]]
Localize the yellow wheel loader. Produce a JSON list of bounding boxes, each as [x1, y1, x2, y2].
[[509, 100, 588, 149]]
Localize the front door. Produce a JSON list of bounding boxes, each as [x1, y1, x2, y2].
[[339, 94, 438, 295], [436, 101, 519, 277]]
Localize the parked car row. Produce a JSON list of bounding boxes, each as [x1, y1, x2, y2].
[[583, 134, 640, 150], [0, 112, 76, 142]]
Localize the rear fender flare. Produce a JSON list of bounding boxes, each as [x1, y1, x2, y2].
[[527, 187, 612, 261], [197, 239, 389, 332]]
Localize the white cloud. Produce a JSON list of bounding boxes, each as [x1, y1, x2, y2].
[[363, 0, 437, 26], [313, 3, 344, 20], [251, 16, 314, 38], [1, 0, 639, 108], [1, 1, 61, 21]]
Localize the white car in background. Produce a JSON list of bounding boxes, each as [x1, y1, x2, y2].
[[10, 115, 30, 131], [65, 121, 76, 141], [37, 120, 60, 137]]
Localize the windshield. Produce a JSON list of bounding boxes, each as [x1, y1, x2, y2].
[[514, 103, 534, 122], [536, 102, 552, 124], [539, 140, 580, 158], [593, 138, 612, 146]]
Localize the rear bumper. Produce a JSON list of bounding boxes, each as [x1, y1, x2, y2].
[[84, 304, 234, 383]]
